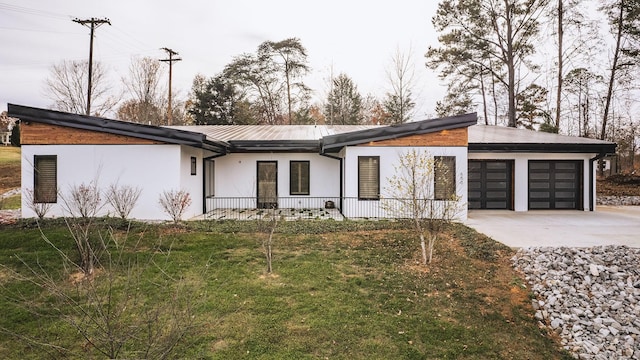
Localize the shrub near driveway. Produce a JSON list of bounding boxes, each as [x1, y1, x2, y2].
[[0, 220, 572, 359]]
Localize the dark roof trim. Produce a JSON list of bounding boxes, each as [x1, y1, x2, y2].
[[468, 142, 617, 154], [229, 140, 319, 152], [321, 113, 478, 153], [7, 104, 229, 153]]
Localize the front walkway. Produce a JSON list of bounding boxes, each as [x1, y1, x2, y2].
[[464, 206, 640, 248]]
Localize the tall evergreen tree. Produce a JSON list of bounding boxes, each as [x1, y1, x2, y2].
[[258, 38, 310, 124], [324, 73, 363, 125], [188, 73, 252, 125], [427, 0, 549, 127]]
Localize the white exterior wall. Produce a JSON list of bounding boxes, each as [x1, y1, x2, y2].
[[21, 144, 186, 220], [179, 145, 206, 219], [342, 146, 468, 220], [468, 152, 596, 211], [209, 153, 341, 210]]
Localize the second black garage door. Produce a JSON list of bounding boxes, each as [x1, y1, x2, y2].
[[528, 160, 582, 210]]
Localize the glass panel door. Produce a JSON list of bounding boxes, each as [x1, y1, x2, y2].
[[257, 161, 278, 209]]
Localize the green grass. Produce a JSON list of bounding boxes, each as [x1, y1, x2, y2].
[[0, 219, 573, 359], [0, 194, 20, 210], [0, 147, 20, 164]]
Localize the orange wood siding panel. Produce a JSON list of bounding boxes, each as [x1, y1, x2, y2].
[[21, 122, 165, 145], [359, 127, 468, 147]]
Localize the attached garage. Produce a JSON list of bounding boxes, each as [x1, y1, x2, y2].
[[468, 160, 513, 209], [468, 125, 616, 212], [528, 160, 582, 210]]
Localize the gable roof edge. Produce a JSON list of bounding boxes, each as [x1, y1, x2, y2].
[[320, 113, 477, 153], [8, 104, 229, 153]]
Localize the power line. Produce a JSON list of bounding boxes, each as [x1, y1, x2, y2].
[[0, 3, 71, 20], [73, 17, 111, 116], [160, 47, 181, 125]]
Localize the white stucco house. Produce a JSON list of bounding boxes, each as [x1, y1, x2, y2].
[[8, 104, 616, 221]]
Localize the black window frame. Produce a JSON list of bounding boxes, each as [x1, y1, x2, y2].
[[358, 156, 380, 200], [34, 155, 57, 203], [434, 156, 456, 200], [289, 160, 310, 196], [190, 156, 197, 175]]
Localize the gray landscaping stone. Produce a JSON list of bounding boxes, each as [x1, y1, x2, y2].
[[513, 246, 640, 360]]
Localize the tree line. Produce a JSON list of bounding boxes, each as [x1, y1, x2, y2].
[[43, 0, 639, 170], [45, 38, 416, 127], [427, 0, 640, 171]]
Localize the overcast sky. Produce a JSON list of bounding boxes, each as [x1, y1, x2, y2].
[[0, 0, 445, 120]]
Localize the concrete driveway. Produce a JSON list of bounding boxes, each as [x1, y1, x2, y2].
[[464, 206, 640, 248]]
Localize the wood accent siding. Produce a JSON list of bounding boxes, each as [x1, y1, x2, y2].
[[359, 127, 468, 147], [21, 122, 165, 145]]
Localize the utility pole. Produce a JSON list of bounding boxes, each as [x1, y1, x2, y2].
[[160, 47, 181, 125], [73, 17, 111, 116]]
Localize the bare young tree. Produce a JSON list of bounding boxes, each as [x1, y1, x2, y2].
[[158, 189, 192, 224], [117, 57, 166, 125], [44, 60, 119, 116], [59, 181, 106, 275], [258, 210, 278, 273], [383, 149, 462, 265], [105, 183, 142, 220]]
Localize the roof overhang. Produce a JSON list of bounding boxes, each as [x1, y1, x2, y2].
[[8, 104, 229, 153], [229, 140, 319, 152], [468, 142, 617, 155], [321, 113, 478, 153]]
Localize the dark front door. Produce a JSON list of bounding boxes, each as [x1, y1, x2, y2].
[[468, 160, 513, 209], [257, 161, 278, 209], [528, 160, 582, 210]]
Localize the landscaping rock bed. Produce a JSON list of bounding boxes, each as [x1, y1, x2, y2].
[[597, 196, 640, 206], [513, 246, 640, 359]]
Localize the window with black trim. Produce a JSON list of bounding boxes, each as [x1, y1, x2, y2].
[[190, 157, 197, 175], [290, 161, 310, 195], [434, 156, 456, 200], [34, 155, 57, 203], [358, 156, 379, 200]]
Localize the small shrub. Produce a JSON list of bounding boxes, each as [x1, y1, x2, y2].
[[61, 181, 103, 218], [159, 190, 192, 224], [23, 188, 54, 219], [105, 184, 142, 219]]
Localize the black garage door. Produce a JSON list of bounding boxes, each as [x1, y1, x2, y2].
[[528, 161, 582, 210], [468, 160, 513, 209]]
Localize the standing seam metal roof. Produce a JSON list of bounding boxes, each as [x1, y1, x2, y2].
[[167, 125, 376, 141]]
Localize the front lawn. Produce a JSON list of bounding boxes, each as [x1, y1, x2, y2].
[[0, 220, 572, 359]]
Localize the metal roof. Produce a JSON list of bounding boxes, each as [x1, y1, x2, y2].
[[167, 124, 375, 141], [468, 125, 616, 154], [8, 104, 617, 155]]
